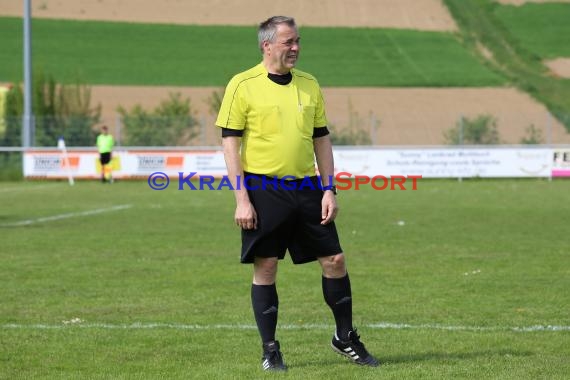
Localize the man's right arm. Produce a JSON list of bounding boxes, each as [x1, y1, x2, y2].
[[222, 136, 257, 230]]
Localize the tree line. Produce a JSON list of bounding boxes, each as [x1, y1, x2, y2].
[[1, 72, 543, 147], [1, 71, 199, 147]]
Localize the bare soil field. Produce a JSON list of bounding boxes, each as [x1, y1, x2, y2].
[[92, 86, 570, 146], [1, 0, 457, 30], [545, 59, 570, 79]]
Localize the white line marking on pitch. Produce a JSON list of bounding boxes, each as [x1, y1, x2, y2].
[[1, 322, 568, 332], [0, 204, 133, 227]]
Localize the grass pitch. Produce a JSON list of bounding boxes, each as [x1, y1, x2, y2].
[[1, 179, 569, 379]]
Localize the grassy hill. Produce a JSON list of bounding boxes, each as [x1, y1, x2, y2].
[[443, 0, 570, 130], [494, 3, 570, 58], [0, 17, 503, 87]]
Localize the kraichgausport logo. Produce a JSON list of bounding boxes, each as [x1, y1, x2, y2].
[[147, 172, 422, 191]]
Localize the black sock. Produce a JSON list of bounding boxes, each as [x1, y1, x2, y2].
[[322, 274, 353, 341], [251, 283, 279, 344]]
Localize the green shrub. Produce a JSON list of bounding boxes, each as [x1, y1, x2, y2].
[[329, 100, 374, 145], [329, 124, 372, 145], [520, 124, 544, 144], [444, 114, 500, 145], [117, 93, 198, 146], [0, 152, 23, 181], [2, 70, 100, 147], [205, 89, 224, 116], [2, 85, 23, 146]]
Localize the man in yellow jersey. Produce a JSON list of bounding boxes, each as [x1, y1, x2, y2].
[[96, 125, 114, 183], [216, 16, 379, 371]]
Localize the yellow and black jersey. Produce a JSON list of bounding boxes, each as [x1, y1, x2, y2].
[[216, 63, 328, 179]]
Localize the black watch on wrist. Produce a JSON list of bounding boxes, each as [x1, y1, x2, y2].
[[323, 185, 337, 195]]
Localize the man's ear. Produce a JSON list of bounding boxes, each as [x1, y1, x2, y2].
[[263, 40, 271, 54]]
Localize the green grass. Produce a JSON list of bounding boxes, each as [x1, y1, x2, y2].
[[443, 0, 570, 131], [0, 17, 505, 87], [0, 152, 23, 181], [495, 3, 570, 58], [1, 179, 569, 379]]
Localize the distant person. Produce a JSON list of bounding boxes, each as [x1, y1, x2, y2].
[[216, 16, 379, 371], [96, 125, 114, 183]]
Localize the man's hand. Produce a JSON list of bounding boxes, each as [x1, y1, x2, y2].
[[321, 191, 338, 225], [235, 201, 258, 230]]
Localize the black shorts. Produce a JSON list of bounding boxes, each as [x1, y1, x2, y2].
[[100, 152, 111, 165], [241, 174, 343, 264]]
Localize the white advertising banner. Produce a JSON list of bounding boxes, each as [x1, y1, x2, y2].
[[333, 148, 553, 178], [23, 150, 228, 179], [552, 148, 570, 177], [117, 150, 227, 177], [24, 150, 97, 178], [23, 147, 563, 179]]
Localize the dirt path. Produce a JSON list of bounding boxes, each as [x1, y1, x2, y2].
[[92, 86, 570, 146], [545, 59, 570, 78], [0, 0, 457, 30]]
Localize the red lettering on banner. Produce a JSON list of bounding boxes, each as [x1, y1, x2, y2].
[[335, 172, 353, 191], [354, 175, 370, 190], [391, 175, 406, 190], [371, 175, 388, 190], [407, 175, 422, 190]]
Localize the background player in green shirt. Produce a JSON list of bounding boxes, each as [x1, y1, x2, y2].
[[96, 125, 114, 183]]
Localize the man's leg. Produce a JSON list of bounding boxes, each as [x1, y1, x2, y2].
[[104, 165, 113, 183], [318, 253, 353, 340], [252, 257, 286, 371], [318, 253, 379, 367], [252, 257, 279, 343], [105, 154, 113, 183], [100, 157, 106, 183]]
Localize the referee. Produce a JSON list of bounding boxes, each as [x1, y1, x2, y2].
[[216, 16, 379, 371]]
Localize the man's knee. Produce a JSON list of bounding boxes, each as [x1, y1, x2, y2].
[[253, 257, 278, 284], [319, 253, 347, 278]]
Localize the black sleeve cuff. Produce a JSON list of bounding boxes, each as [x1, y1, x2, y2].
[[312, 126, 330, 138], [222, 128, 244, 137]]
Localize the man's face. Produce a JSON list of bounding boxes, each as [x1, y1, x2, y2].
[[265, 23, 300, 74]]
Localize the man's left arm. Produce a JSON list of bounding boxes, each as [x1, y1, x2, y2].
[[314, 134, 338, 225]]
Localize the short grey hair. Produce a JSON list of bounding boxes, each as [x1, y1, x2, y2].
[[258, 16, 296, 52]]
